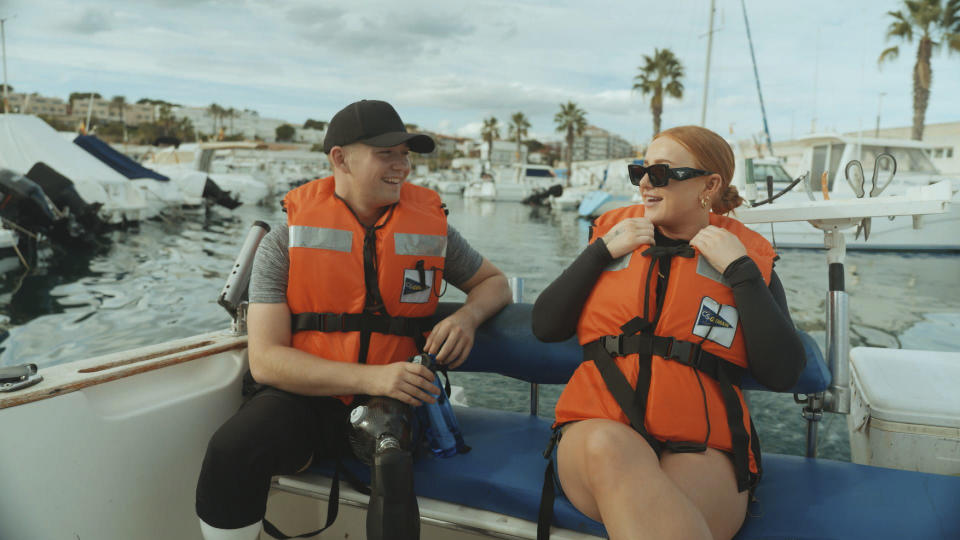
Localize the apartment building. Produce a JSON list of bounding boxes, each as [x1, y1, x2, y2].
[[572, 125, 633, 161]]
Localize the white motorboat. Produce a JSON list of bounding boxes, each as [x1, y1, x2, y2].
[[735, 135, 960, 251], [1, 187, 959, 539], [463, 164, 559, 202]]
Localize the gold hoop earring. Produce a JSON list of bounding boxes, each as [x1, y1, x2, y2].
[[700, 197, 709, 209]]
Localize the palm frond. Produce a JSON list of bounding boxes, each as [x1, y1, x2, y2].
[[945, 31, 960, 53], [878, 45, 900, 65]]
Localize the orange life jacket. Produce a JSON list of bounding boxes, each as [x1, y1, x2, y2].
[[284, 176, 447, 404], [554, 205, 775, 490]]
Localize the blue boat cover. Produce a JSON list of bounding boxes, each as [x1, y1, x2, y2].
[[73, 135, 169, 182]]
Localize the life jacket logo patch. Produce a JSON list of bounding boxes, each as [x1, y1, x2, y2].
[[693, 296, 738, 348], [401, 269, 433, 304]]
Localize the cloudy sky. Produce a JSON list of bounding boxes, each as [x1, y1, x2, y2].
[[1, 0, 957, 145]]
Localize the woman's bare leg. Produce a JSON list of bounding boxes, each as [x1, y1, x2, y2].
[[660, 449, 748, 540], [556, 419, 712, 540]]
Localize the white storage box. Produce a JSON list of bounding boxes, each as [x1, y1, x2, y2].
[[848, 347, 960, 475]]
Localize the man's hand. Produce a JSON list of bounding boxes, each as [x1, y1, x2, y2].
[[367, 362, 439, 406], [424, 308, 478, 369], [690, 225, 748, 274], [601, 217, 655, 259]]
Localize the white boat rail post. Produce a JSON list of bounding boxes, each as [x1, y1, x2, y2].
[[508, 276, 538, 416], [218, 221, 271, 335]]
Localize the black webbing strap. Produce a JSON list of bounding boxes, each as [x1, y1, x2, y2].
[[584, 335, 745, 386], [537, 429, 561, 540], [262, 461, 343, 539], [291, 312, 433, 337], [587, 343, 661, 453], [717, 364, 752, 492]]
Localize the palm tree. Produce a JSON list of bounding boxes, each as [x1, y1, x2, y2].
[[632, 48, 685, 136], [225, 107, 237, 135], [207, 103, 224, 136], [480, 116, 500, 164], [878, 0, 960, 140], [507, 112, 531, 163], [554, 101, 587, 186], [109, 95, 126, 123], [110, 95, 127, 141]]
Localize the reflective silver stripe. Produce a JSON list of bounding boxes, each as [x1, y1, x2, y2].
[[289, 226, 353, 252], [394, 233, 447, 257], [605, 252, 632, 272]]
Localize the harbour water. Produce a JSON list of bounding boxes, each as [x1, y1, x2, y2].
[[1, 194, 958, 461]]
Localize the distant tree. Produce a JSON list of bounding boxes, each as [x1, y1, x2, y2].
[[309, 143, 324, 152], [404, 123, 419, 132], [136, 98, 179, 107], [304, 118, 327, 130], [0, 84, 12, 93], [480, 116, 500, 163], [206, 103, 224, 135], [633, 48, 685, 136], [524, 139, 545, 153], [554, 101, 587, 185], [507, 112, 531, 163], [225, 107, 237, 135], [69, 91, 102, 104], [878, 0, 960, 140], [109, 95, 126, 123], [276, 124, 296, 142]]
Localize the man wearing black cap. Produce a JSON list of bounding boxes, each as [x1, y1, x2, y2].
[[195, 100, 511, 540]]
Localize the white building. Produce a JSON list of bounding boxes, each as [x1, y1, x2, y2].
[[173, 107, 289, 141], [572, 125, 634, 161], [480, 140, 527, 165]]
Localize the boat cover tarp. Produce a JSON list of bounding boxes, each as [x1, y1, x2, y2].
[[0, 115, 127, 204], [304, 303, 957, 539], [73, 135, 169, 182]]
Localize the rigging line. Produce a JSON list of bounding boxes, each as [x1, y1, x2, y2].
[[739, 0, 774, 157]]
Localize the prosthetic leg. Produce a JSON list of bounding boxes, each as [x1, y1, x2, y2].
[[349, 397, 419, 540]]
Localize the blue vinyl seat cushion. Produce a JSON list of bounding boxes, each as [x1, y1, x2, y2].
[[309, 406, 960, 539]]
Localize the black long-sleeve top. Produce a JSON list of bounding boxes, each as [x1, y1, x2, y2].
[[532, 230, 806, 392]]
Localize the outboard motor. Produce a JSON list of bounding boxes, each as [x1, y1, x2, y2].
[[25, 162, 106, 236], [202, 177, 242, 210], [349, 397, 420, 540], [0, 169, 59, 235]]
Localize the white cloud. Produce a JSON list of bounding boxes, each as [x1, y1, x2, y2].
[[4, 0, 957, 146]]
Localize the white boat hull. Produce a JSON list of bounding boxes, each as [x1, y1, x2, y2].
[[0, 332, 246, 540]]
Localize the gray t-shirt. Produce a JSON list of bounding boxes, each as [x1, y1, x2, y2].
[[249, 223, 484, 304]]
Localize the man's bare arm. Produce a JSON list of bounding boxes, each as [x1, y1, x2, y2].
[[424, 257, 512, 368], [247, 302, 438, 405]]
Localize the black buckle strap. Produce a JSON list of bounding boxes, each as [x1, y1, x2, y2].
[[589, 334, 744, 385], [291, 312, 432, 337]]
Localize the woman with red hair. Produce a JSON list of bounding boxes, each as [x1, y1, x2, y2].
[[533, 125, 806, 540]]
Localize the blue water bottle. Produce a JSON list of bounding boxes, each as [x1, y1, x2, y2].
[[410, 353, 458, 458], [437, 386, 469, 453]]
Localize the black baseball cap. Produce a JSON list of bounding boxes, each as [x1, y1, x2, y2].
[[322, 100, 435, 154]]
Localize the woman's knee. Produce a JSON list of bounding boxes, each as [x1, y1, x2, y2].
[[571, 421, 658, 490]]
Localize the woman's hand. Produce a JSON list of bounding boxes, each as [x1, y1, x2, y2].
[[600, 217, 655, 259], [690, 225, 748, 274]]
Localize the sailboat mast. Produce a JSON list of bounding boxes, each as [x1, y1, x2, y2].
[[1, 18, 9, 114], [700, 0, 716, 127], [740, 0, 774, 156]]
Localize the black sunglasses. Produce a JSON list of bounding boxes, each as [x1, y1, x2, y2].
[[627, 164, 714, 187]]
